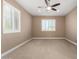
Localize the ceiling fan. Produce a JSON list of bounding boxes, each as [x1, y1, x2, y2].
[[38, 0, 60, 11]]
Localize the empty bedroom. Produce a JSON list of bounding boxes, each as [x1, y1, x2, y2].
[[1, 0, 77, 59]]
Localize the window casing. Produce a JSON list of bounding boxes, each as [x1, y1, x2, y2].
[[3, 0, 21, 34], [41, 19, 56, 31]]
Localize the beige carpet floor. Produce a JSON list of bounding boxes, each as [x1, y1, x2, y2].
[[2, 39, 77, 59]]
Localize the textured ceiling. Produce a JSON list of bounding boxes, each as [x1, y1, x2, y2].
[[16, 0, 77, 16]]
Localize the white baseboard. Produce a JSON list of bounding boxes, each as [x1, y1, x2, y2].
[[65, 38, 77, 46], [32, 37, 66, 39], [1, 39, 32, 57], [32, 37, 77, 46]]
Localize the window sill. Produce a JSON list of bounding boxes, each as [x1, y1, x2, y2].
[[3, 31, 21, 34]]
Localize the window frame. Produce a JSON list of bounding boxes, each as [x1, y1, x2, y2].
[[3, 0, 21, 34], [41, 19, 56, 31]]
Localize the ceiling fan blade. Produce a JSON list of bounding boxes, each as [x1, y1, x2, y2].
[[51, 3, 60, 7], [45, 0, 48, 6], [38, 6, 46, 8], [48, 0, 50, 1], [51, 8, 57, 11], [38, 6, 42, 8]]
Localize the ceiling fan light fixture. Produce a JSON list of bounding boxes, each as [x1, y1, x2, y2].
[[47, 7, 51, 10]]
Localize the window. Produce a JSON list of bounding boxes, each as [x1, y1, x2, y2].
[[41, 19, 56, 31], [3, 0, 21, 33]]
